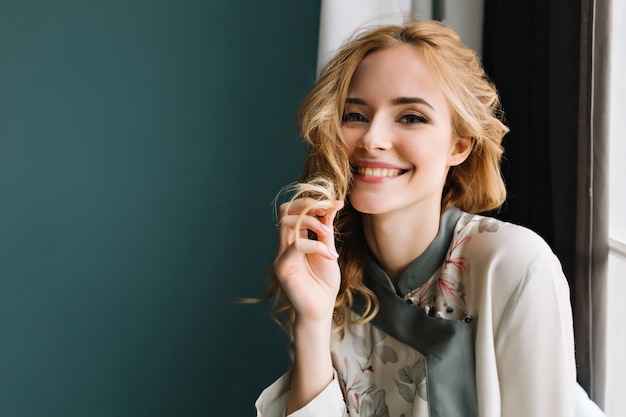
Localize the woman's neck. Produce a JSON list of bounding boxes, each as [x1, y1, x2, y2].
[[362, 205, 441, 283]]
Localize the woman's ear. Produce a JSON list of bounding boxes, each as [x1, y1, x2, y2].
[[448, 136, 475, 166]]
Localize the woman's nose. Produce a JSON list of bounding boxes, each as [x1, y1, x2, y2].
[[358, 118, 392, 151]]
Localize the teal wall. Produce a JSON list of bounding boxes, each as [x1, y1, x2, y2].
[[0, 1, 319, 415]]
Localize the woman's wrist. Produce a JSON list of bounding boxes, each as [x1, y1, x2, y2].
[[287, 314, 335, 413], [292, 315, 333, 359], [293, 310, 333, 332]]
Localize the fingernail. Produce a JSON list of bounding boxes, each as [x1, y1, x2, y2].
[[320, 223, 332, 233], [329, 248, 339, 258]]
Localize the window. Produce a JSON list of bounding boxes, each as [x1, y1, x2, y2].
[[604, 0, 626, 415]]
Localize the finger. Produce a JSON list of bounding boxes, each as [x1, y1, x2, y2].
[[276, 199, 344, 253], [275, 213, 332, 255], [276, 199, 320, 253], [273, 240, 337, 285], [278, 198, 337, 219], [279, 213, 335, 237], [317, 200, 345, 248], [273, 240, 339, 282]]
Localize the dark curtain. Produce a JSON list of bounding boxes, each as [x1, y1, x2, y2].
[[481, 0, 605, 401]]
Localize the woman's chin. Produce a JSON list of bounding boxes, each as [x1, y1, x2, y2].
[[348, 198, 392, 215]]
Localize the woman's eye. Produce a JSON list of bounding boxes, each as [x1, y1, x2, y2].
[[342, 112, 368, 123], [400, 114, 427, 124]]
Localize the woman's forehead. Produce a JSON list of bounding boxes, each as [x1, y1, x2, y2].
[[347, 46, 447, 107]]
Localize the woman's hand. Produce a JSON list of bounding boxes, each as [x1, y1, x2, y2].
[[273, 197, 344, 324], [274, 197, 344, 413]]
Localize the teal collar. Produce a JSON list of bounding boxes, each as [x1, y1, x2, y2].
[[364, 207, 463, 297]]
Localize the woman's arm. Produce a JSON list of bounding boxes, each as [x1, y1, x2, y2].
[[494, 249, 576, 416], [287, 316, 335, 414], [255, 367, 348, 417], [272, 198, 344, 414]]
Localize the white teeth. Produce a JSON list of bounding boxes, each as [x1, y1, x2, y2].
[[358, 167, 402, 177]]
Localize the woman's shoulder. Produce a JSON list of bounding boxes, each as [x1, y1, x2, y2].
[[453, 212, 556, 269], [451, 212, 568, 318]]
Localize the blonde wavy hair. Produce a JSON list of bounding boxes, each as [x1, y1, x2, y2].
[[262, 20, 509, 339]]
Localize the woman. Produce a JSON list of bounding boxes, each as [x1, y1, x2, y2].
[[255, 20, 597, 417]]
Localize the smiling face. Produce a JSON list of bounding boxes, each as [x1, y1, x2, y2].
[[342, 45, 472, 218]]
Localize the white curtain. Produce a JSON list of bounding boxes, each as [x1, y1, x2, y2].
[[317, 0, 411, 74], [316, 0, 485, 75]]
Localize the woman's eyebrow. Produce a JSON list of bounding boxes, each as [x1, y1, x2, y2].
[[345, 96, 434, 110], [392, 96, 434, 110]]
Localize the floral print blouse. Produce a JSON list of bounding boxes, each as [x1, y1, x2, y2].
[[256, 209, 580, 417]]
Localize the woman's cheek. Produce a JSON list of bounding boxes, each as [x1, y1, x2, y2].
[[341, 131, 359, 154]]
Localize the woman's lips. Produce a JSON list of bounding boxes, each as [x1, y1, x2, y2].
[[355, 166, 403, 177], [351, 163, 408, 183]]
